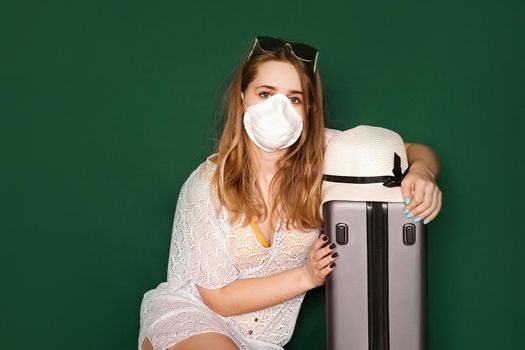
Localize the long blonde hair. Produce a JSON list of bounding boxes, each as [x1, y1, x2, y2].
[[211, 40, 325, 231]]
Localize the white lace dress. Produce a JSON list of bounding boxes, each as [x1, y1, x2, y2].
[[138, 128, 341, 350]]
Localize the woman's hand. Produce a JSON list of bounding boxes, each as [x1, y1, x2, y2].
[[401, 165, 442, 225], [301, 232, 339, 289]]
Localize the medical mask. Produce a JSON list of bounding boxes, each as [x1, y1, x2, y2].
[[241, 92, 304, 152]]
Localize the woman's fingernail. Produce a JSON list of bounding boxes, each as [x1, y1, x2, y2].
[[331, 252, 339, 258], [322, 235, 328, 241], [330, 262, 336, 268], [423, 219, 431, 225], [414, 217, 421, 223], [404, 196, 410, 205], [403, 208, 410, 215], [329, 243, 336, 249], [406, 212, 414, 218]]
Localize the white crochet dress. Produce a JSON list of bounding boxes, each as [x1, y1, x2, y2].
[[138, 128, 341, 350]]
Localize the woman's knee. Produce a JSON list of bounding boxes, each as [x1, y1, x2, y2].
[[141, 336, 154, 350], [167, 332, 239, 350]]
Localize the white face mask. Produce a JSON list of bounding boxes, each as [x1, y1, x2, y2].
[[241, 92, 304, 152]]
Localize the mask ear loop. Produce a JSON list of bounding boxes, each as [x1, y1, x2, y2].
[[240, 91, 249, 111]]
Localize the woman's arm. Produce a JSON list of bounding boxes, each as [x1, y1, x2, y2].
[[402, 142, 442, 224], [197, 266, 311, 317], [404, 142, 440, 180], [196, 234, 337, 317]]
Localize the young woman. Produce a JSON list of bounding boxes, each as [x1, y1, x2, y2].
[[139, 36, 442, 350]]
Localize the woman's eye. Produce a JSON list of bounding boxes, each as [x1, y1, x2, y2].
[[289, 96, 302, 104], [259, 92, 272, 99]]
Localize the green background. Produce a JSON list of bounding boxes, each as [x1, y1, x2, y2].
[[2, 0, 524, 349]]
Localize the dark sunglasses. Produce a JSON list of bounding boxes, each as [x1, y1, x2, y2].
[[246, 36, 319, 74]]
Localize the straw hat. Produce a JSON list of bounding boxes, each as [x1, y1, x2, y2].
[[322, 125, 410, 207]]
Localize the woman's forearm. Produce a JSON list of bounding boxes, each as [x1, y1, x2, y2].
[[213, 266, 313, 317], [405, 143, 440, 180]]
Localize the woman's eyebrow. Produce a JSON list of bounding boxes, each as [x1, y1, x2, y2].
[[256, 85, 303, 95]]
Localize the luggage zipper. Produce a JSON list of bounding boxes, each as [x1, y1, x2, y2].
[[366, 202, 390, 350]]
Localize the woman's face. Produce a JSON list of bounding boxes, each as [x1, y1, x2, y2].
[[243, 60, 306, 118]]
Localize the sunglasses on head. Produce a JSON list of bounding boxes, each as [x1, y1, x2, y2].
[[246, 36, 319, 74]]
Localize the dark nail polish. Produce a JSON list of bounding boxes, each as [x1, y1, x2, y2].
[[322, 235, 328, 241], [331, 252, 339, 258], [329, 243, 336, 249], [330, 262, 336, 268]]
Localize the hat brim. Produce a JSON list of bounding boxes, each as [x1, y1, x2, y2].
[[322, 181, 405, 203]]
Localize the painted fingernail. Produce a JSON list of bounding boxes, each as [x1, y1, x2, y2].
[[329, 243, 336, 249], [331, 252, 339, 258], [403, 208, 410, 215], [414, 217, 421, 223], [330, 262, 336, 268], [404, 196, 410, 205], [406, 212, 414, 218], [424, 219, 431, 225], [322, 235, 328, 241]]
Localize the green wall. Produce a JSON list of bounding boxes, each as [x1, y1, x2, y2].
[[2, 1, 524, 349]]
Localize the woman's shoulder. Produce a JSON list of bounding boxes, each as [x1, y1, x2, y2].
[[324, 127, 342, 145], [176, 154, 222, 213], [178, 154, 226, 221], [181, 154, 217, 191]]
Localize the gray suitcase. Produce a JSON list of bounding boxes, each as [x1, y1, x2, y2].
[[323, 200, 427, 350]]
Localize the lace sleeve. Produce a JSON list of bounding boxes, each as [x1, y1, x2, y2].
[[324, 127, 342, 146], [167, 164, 240, 291]]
